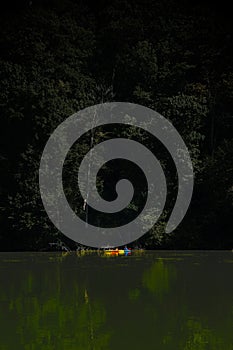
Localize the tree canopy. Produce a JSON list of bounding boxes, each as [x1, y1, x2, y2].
[[0, 0, 233, 250]]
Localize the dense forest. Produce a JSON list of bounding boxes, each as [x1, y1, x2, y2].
[[0, 0, 232, 250]]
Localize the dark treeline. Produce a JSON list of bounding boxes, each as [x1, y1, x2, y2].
[[0, 0, 232, 250]]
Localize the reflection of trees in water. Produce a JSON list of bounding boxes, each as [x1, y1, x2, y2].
[[181, 319, 233, 350], [0, 255, 232, 350], [0, 264, 111, 350], [128, 258, 233, 350], [142, 258, 176, 298]]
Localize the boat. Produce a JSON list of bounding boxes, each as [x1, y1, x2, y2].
[[103, 248, 132, 256]]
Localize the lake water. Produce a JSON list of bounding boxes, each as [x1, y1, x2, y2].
[[0, 251, 232, 350]]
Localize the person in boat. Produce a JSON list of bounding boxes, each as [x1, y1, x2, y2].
[[125, 246, 132, 251]]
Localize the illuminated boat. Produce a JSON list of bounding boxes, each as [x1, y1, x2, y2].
[[103, 248, 132, 256]]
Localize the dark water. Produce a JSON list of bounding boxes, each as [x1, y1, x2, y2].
[[0, 251, 232, 350]]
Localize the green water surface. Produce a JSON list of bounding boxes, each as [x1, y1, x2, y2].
[[0, 251, 232, 350]]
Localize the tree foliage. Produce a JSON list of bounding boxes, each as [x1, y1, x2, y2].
[[0, 0, 232, 250]]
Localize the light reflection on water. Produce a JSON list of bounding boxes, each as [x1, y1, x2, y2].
[[0, 251, 232, 350]]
